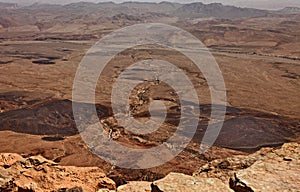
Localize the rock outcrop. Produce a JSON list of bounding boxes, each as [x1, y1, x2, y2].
[[118, 143, 300, 192], [1, 143, 299, 192], [151, 172, 232, 192], [195, 142, 300, 192], [117, 181, 152, 192], [0, 154, 116, 192], [116, 173, 232, 192], [229, 143, 300, 192]]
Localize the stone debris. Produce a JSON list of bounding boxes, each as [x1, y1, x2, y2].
[[0, 154, 116, 192], [1, 143, 299, 192]]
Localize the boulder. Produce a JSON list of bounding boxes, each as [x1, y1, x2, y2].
[[195, 143, 300, 192], [230, 143, 300, 192], [152, 172, 233, 192], [117, 181, 152, 192]]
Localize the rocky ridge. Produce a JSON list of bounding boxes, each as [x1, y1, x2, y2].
[[1, 143, 299, 191], [120, 142, 300, 192]]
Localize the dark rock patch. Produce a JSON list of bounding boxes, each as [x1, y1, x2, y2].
[[52, 187, 83, 192], [229, 173, 254, 192], [0, 92, 111, 136], [193, 110, 299, 152], [0, 92, 298, 153], [42, 136, 65, 142], [32, 60, 56, 65], [282, 73, 299, 79], [0, 60, 13, 64]]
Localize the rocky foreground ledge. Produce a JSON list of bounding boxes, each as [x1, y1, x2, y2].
[[1, 143, 299, 192]]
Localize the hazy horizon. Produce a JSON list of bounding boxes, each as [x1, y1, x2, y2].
[[1, 0, 300, 10]]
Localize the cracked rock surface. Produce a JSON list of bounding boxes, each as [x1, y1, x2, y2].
[[230, 143, 300, 192], [1, 143, 299, 192], [0, 154, 116, 192], [152, 172, 233, 192], [118, 143, 300, 192]]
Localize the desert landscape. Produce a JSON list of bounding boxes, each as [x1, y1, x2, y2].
[[0, 1, 299, 191]]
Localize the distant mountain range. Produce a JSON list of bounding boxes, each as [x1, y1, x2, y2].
[[277, 6, 300, 14], [174, 2, 268, 19], [0, 1, 299, 24], [0, 2, 18, 9]]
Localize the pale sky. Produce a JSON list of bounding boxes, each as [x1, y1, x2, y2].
[[1, 0, 300, 10]]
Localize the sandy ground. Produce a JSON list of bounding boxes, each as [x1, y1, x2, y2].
[[0, 12, 299, 182]]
